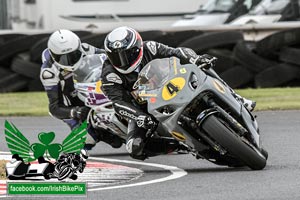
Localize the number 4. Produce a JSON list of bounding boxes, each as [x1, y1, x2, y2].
[[166, 82, 179, 95]]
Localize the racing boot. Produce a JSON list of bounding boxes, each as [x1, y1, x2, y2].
[[95, 128, 124, 148], [241, 97, 256, 112], [84, 126, 123, 150], [84, 127, 99, 150], [145, 137, 190, 155], [234, 93, 256, 112]]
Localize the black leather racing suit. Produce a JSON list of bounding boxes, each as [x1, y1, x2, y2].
[[101, 41, 211, 160]]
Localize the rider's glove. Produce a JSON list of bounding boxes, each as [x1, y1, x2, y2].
[[196, 54, 217, 69], [136, 115, 157, 131], [70, 106, 90, 121]]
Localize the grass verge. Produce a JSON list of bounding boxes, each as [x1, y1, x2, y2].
[[0, 92, 48, 116], [0, 88, 300, 116], [236, 87, 300, 111]]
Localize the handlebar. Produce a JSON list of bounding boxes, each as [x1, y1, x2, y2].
[[198, 57, 217, 69]]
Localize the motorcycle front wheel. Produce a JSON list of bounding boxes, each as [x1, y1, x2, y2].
[[202, 115, 267, 170]]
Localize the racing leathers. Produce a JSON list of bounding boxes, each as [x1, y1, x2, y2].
[[40, 43, 122, 150], [101, 41, 217, 160]]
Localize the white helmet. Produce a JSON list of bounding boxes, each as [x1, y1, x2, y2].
[[47, 29, 84, 71]]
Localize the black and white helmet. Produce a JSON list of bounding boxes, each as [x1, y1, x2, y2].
[[47, 29, 84, 71], [104, 26, 143, 74]]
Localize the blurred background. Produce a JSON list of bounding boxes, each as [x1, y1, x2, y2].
[[1, 0, 300, 92]]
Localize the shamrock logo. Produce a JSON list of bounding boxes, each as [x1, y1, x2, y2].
[[4, 120, 87, 162], [31, 132, 63, 160]]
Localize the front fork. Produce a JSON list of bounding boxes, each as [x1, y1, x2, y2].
[[179, 114, 227, 156], [196, 105, 248, 138], [179, 99, 251, 155]]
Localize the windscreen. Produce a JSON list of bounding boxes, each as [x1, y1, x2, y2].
[[136, 59, 171, 92], [73, 55, 103, 83]]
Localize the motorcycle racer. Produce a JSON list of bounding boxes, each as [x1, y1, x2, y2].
[[40, 30, 123, 175], [101, 26, 256, 160]]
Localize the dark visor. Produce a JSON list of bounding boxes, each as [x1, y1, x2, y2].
[[107, 47, 141, 70], [50, 49, 82, 66]]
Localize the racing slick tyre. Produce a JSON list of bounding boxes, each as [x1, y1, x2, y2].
[[202, 115, 267, 170], [261, 148, 268, 160]]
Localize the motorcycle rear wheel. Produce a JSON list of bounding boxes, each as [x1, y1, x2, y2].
[[202, 115, 267, 170]]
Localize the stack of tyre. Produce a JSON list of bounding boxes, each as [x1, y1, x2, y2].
[[1, 28, 300, 92], [0, 31, 95, 92], [171, 28, 300, 89]]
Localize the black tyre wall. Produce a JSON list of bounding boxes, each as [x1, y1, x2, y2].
[[279, 47, 300, 66], [207, 49, 235, 73], [255, 63, 300, 88], [256, 28, 300, 58], [178, 31, 244, 53], [2, 29, 300, 92], [11, 53, 41, 80], [155, 30, 203, 47], [0, 34, 50, 64], [233, 41, 276, 73], [220, 66, 254, 88]]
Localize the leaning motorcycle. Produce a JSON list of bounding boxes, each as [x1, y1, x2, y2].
[[73, 55, 127, 144], [133, 57, 268, 170]]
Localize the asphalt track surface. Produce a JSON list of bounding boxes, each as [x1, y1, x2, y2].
[[0, 110, 299, 200]]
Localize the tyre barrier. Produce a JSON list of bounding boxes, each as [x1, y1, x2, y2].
[[279, 47, 300, 66], [207, 48, 235, 74], [220, 66, 254, 88], [1, 28, 300, 92], [178, 31, 244, 53], [255, 28, 300, 59]]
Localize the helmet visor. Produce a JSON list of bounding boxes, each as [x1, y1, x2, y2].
[[107, 47, 141, 70], [50, 49, 82, 67]]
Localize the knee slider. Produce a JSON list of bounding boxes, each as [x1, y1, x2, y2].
[[126, 137, 144, 156]]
